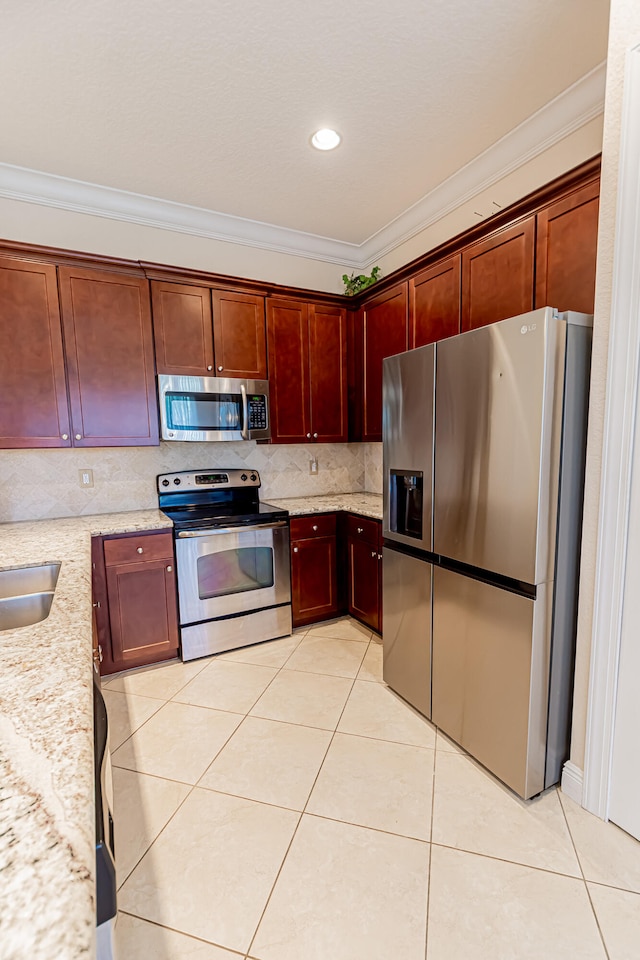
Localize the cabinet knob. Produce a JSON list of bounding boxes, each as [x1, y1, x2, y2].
[[357, 527, 363, 534], [371, 550, 377, 558], [306, 433, 311, 439], [207, 365, 213, 371], [166, 565, 173, 572], [293, 546, 299, 553], [98, 644, 103, 663], [378, 554, 383, 561], [61, 433, 69, 440], [75, 434, 82, 440], [313, 433, 318, 439], [218, 365, 224, 371], [137, 547, 144, 554], [312, 525, 318, 532], [92, 601, 101, 608]]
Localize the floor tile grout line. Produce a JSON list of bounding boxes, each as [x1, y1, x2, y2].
[[116, 775, 197, 892], [424, 739, 438, 960], [557, 789, 612, 959], [244, 667, 362, 958], [117, 909, 246, 957], [429, 839, 605, 883]]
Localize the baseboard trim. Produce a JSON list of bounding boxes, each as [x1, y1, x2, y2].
[[561, 761, 584, 805]]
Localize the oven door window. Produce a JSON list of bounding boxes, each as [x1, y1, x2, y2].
[[197, 546, 274, 599], [166, 391, 242, 433]]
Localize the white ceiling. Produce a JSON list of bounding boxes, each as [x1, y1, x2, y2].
[[2, 0, 609, 252]]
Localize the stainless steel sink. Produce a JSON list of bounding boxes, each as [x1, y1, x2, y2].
[[0, 563, 61, 631]]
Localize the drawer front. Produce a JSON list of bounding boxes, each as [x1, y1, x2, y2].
[[290, 513, 337, 540], [103, 531, 174, 566], [346, 514, 381, 546]]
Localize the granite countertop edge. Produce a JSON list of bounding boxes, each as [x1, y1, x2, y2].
[[0, 509, 171, 960], [266, 491, 383, 519]]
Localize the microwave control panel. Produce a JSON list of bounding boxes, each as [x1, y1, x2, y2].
[[248, 395, 268, 430]]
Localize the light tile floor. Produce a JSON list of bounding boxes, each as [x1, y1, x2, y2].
[[103, 617, 640, 960]]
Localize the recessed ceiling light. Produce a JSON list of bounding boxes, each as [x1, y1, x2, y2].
[[311, 128, 341, 151]]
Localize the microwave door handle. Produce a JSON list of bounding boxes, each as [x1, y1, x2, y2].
[[240, 383, 250, 440], [177, 521, 289, 538]]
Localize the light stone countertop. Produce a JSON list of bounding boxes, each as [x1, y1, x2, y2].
[[0, 509, 171, 960], [266, 491, 383, 520], [0, 495, 380, 958]]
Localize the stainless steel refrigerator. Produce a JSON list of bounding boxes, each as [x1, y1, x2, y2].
[[382, 307, 592, 799]]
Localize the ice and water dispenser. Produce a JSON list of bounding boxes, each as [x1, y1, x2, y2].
[[389, 470, 423, 539]]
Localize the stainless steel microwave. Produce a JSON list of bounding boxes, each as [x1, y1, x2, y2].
[[158, 374, 271, 442]]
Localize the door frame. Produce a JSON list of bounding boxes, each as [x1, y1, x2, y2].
[[583, 44, 640, 818]]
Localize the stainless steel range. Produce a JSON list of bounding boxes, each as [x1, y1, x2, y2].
[[158, 469, 292, 661]]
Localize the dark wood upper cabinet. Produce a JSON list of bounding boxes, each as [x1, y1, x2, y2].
[[151, 281, 214, 376], [0, 256, 71, 448], [361, 283, 408, 441], [58, 266, 159, 446], [409, 255, 461, 348], [267, 297, 347, 443], [266, 298, 311, 442], [212, 290, 267, 379], [461, 217, 535, 332], [308, 302, 348, 443], [151, 282, 267, 380], [535, 179, 600, 314]]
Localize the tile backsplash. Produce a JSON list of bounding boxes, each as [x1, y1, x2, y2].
[[0, 442, 382, 523]]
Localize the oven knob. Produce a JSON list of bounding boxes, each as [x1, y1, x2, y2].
[[161, 479, 170, 487], [174, 478, 181, 485], [250, 473, 257, 481], [241, 473, 248, 481]]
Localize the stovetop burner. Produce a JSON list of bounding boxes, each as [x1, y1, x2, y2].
[[157, 468, 288, 530]]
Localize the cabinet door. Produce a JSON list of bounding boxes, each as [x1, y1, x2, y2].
[[212, 290, 267, 379], [461, 217, 535, 332], [308, 302, 348, 442], [291, 536, 338, 626], [91, 536, 115, 676], [348, 536, 381, 632], [535, 180, 600, 314], [409, 255, 461, 348], [59, 266, 159, 446], [266, 298, 311, 442], [361, 283, 408, 441], [151, 281, 214, 376], [105, 557, 179, 670], [0, 256, 71, 448]]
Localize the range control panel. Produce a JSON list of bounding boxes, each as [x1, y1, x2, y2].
[[157, 468, 260, 491]]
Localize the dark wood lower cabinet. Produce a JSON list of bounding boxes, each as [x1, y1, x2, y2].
[[290, 511, 382, 633], [93, 530, 179, 675], [347, 526, 382, 634], [290, 515, 338, 627]]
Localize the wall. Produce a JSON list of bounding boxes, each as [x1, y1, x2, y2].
[[0, 119, 602, 296], [0, 195, 344, 293], [364, 443, 383, 495], [570, 0, 640, 771], [0, 442, 368, 523], [376, 118, 604, 279]]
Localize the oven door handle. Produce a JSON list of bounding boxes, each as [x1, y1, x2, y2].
[[176, 520, 289, 538], [240, 383, 250, 440]]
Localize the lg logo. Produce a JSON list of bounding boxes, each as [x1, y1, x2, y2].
[[520, 323, 537, 334]]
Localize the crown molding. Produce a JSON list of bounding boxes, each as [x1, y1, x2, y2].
[[358, 61, 606, 266], [0, 63, 605, 270]]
